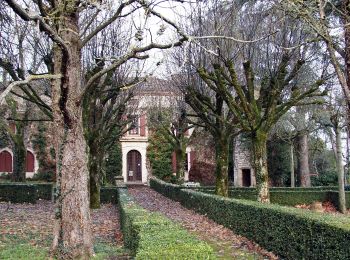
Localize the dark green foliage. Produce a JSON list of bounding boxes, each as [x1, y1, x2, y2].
[[147, 132, 173, 181], [0, 184, 118, 204], [149, 177, 182, 200], [267, 139, 291, 186], [310, 139, 338, 186], [0, 184, 37, 203], [117, 188, 215, 259], [32, 172, 55, 182], [35, 183, 54, 200], [150, 178, 350, 259], [105, 142, 122, 184], [100, 187, 118, 204], [0, 129, 9, 149], [31, 124, 56, 180]]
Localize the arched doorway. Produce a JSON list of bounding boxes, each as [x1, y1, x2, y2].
[[26, 150, 35, 172], [0, 150, 12, 172], [127, 150, 142, 181]]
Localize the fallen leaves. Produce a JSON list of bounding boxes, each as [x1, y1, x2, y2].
[[128, 186, 278, 260]]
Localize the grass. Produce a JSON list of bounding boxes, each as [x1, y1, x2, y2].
[[0, 239, 128, 259]]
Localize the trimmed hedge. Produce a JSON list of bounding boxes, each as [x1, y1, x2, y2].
[[0, 183, 121, 204], [100, 187, 118, 204], [0, 184, 37, 203], [151, 177, 350, 259], [35, 183, 53, 200], [117, 187, 215, 259], [149, 177, 182, 200]]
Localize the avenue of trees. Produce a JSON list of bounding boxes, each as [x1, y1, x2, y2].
[[1, 0, 350, 258]]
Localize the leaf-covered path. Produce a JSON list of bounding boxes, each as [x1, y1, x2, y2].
[[128, 186, 278, 260]]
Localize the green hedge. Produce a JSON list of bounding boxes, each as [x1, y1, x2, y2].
[[117, 187, 215, 259], [35, 183, 53, 200], [100, 187, 118, 204], [0, 184, 121, 204], [151, 178, 350, 259], [149, 177, 182, 201], [0, 184, 37, 203]]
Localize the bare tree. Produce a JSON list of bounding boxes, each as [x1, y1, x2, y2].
[[2, 0, 188, 257]]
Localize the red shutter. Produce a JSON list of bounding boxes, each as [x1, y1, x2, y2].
[[26, 151, 35, 172], [172, 152, 177, 172], [0, 151, 13, 172], [140, 114, 146, 136]]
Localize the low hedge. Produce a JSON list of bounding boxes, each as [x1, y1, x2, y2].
[[149, 177, 182, 200], [100, 187, 118, 204], [117, 187, 215, 259], [0, 184, 37, 203], [35, 183, 54, 200], [151, 177, 350, 259]]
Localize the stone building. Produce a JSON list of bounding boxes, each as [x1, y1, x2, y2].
[[233, 136, 255, 187]]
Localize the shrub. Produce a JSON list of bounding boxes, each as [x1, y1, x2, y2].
[[117, 187, 215, 259], [35, 183, 53, 200], [0, 184, 37, 203], [149, 177, 182, 201], [147, 132, 173, 180], [100, 187, 118, 204], [151, 177, 350, 259]]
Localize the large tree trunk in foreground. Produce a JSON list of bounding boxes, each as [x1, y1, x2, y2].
[[335, 125, 346, 213], [252, 131, 270, 203], [296, 133, 311, 187], [215, 136, 229, 197], [51, 11, 93, 259]]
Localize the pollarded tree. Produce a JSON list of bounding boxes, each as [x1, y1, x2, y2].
[[2, 0, 188, 258], [198, 54, 326, 203]]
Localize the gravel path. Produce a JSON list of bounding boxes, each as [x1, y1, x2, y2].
[[128, 186, 278, 260]]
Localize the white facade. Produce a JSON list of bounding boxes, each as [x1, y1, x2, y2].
[[121, 137, 149, 183]]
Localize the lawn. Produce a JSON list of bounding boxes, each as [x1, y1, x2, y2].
[[0, 201, 129, 259]]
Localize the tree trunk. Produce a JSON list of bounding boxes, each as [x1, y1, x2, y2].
[[50, 11, 93, 258], [252, 131, 270, 203], [215, 136, 229, 197], [12, 136, 26, 182], [175, 146, 185, 181], [290, 143, 295, 188], [343, 0, 350, 148], [335, 125, 346, 213], [89, 139, 102, 209], [297, 133, 311, 187]]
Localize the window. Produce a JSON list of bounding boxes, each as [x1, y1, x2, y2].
[[129, 116, 139, 135]]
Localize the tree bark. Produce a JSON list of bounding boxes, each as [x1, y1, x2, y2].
[[343, 0, 350, 146], [12, 135, 26, 182], [215, 136, 229, 197], [252, 131, 270, 203], [297, 133, 311, 187], [335, 125, 346, 213], [50, 11, 93, 259], [290, 143, 295, 188], [175, 146, 185, 181]]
